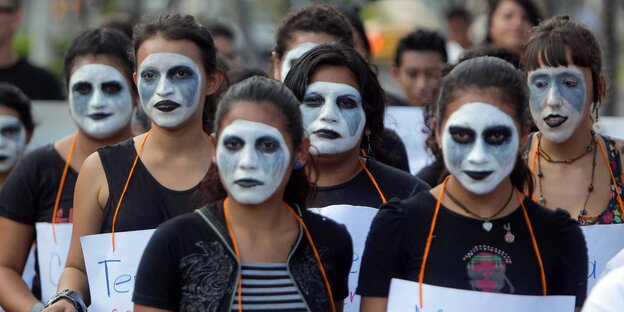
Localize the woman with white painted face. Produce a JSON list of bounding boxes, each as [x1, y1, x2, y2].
[[0, 28, 135, 312], [0, 83, 33, 187], [283, 44, 429, 209], [132, 76, 352, 312], [521, 16, 624, 225], [44, 15, 224, 312], [357, 57, 588, 311]]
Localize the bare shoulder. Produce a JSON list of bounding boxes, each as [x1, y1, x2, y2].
[[76, 152, 109, 209]]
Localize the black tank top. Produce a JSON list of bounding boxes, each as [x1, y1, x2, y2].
[[98, 138, 200, 233]]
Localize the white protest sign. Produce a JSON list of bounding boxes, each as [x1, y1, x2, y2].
[[312, 205, 378, 312], [600, 116, 624, 140], [387, 278, 575, 312], [581, 224, 624, 291], [35, 223, 73, 301], [22, 246, 36, 290], [81, 229, 155, 312], [384, 106, 433, 174]]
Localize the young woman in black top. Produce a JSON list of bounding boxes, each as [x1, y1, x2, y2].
[[357, 56, 588, 311], [133, 76, 352, 312], [44, 14, 223, 311], [283, 44, 429, 209], [0, 28, 135, 312]]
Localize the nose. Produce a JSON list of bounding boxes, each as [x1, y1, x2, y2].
[[89, 89, 106, 110], [238, 146, 259, 170], [155, 77, 174, 97], [318, 101, 339, 123], [466, 139, 493, 165], [545, 85, 562, 108]]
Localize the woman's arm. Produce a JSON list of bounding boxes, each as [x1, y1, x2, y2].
[[0, 218, 39, 311], [43, 153, 108, 311], [360, 297, 387, 312], [134, 304, 173, 312]]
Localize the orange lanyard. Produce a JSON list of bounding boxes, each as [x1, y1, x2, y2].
[[418, 176, 547, 308], [528, 135, 624, 210], [51, 133, 78, 242], [358, 158, 387, 203], [222, 198, 336, 312]]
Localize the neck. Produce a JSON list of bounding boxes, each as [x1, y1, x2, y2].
[[445, 176, 515, 217], [226, 195, 292, 235], [0, 171, 8, 186], [146, 119, 208, 152], [0, 43, 19, 67], [311, 148, 362, 187], [539, 123, 593, 161], [77, 127, 134, 157]]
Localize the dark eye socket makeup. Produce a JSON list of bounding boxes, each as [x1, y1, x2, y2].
[[483, 126, 512, 145], [168, 66, 194, 79], [303, 94, 325, 107], [102, 81, 123, 94], [223, 136, 244, 151], [337, 95, 358, 109], [256, 136, 280, 153], [73, 82, 93, 95], [1, 125, 20, 136], [449, 126, 476, 144]]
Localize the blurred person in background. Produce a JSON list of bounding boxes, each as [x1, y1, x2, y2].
[[0, 82, 32, 187], [445, 6, 474, 64], [0, 0, 64, 100], [388, 29, 447, 108], [485, 0, 541, 56], [206, 20, 239, 70]]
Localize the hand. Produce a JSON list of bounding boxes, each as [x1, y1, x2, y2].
[[41, 299, 79, 312]]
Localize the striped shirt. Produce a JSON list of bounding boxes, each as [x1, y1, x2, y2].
[[231, 262, 308, 311]]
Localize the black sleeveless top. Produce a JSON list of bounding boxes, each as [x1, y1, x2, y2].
[[98, 138, 199, 233]]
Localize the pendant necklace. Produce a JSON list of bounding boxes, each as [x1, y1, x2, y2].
[[503, 222, 515, 243], [445, 187, 514, 232]]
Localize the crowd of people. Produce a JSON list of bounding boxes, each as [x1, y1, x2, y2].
[[0, 0, 623, 311]]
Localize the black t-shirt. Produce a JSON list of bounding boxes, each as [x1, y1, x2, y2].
[[0, 58, 65, 100], [133, 200, 353, 311], [98, 138, 199, 233], [357, 191, 588, 307], [0, 144, 76, 224], [416, 160, 446, 187], [375, 128, 410, 172], [311, 158, 430, 209], [0, 144, 76, 299]]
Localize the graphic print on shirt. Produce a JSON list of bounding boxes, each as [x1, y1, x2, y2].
[[462, 245, 515, 293]]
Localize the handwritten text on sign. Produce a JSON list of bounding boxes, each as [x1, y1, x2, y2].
[[81, 229, 155, 312], [36, 223, 73, 301], [387, 278, 575, 312], [581, 224, 624, 291], [313, 205, 378, 312], [384, 106, 433, 174]]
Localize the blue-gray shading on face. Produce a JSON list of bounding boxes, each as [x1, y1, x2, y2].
[[0, 120, 24, 144], [219, 134, 287, 178], [72, 81, 126, 113], [301, 92, 363, 136], [528, 69, 586, 113], [446, 125, 515, 167], [139, 65, 200, 107]]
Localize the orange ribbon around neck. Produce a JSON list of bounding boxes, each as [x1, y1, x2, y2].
[[51, 132, 78, 243], [528, 135, 624, 210], [357, 155, 387, 203], [222, 197, 336, 312], [418, 176, 547, 308]]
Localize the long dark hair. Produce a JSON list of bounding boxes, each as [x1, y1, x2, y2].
[[197, 76, 316, 209], [433, 56, 534, 194], [283, 43, 386, 154], [132, 14, 224, 132]]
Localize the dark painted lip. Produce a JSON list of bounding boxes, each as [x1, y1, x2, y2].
[[543, 114, 568, 128], [0, 155, 8, 161], [313, 129, 341, 139], [88, 112, 113, 120], [234, 179, 264, 188], [464, 170, 493, 180], [154, 100, 181, 112]]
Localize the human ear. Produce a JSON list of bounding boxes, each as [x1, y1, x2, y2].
[[205, 71, 225, 96], [294, 137, 311, 167], [133, 72, 138, 86], [271, 51, 282, 81], [390, 64, 400, 80]]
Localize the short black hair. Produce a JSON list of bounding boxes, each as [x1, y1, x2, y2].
[[446, 6, 471, 22], [205, 20, 235, 40], [337, 4, 371, 59], [0, 83, 34, 133], [394, 29, 448, 65]]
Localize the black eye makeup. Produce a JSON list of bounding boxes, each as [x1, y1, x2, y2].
[[223, 136, 244, 151], [256, 136, 280, 153], [303, 93, 324, 108], [102, 81, 123, 94], [168, 66, 194, 80], [73, 82, 93, 95], [0, 125, 20, 137], [449, 126, 476, 144], [483, 126, 512, 145], [337, 95, 358, 109]]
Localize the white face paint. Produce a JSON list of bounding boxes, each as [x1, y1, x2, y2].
[[280, 42, 318, 82], [442, 102, 519, 195], [138, 53, 203, 128], [528, 66, 587, 143], [0, 115, 27, 172], [217, 120, 291, 205], [300, 81, 365, 155], [69, 64, 133, 139]]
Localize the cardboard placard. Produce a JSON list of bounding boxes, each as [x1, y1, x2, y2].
[[35, 223, 73, 301]]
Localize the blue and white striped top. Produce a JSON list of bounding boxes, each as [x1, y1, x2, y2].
[[231, 262, 308, 311]]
